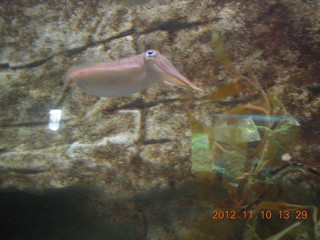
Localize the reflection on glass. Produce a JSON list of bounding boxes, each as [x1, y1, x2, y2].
[[48, 109, 62, 131]]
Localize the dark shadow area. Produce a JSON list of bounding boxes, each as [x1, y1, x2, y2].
[[0, 180, 204, 240], [0, 187, 144, 240]]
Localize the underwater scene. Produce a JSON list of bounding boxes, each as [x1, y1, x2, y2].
[[0, 0, 320, 239]]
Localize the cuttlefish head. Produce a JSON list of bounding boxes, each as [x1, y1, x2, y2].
[[143, 49, 204, 93]]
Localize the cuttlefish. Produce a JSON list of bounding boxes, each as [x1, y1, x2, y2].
[[66, 49, 203, 97]]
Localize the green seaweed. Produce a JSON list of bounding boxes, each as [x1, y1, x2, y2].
[[211, 31, 232, 65], [191, 133, 212, 173], [244, 50, 264, 76], [265, 222, 301, 240], [0, 78, 17, 91]]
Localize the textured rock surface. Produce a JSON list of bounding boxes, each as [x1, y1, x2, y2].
[[0, 0, 320, 239]]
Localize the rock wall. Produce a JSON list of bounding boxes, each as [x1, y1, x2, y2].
[[0, 0, 319, 239]]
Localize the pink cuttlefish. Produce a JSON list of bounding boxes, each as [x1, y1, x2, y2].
[[66, 49, 203, 97]]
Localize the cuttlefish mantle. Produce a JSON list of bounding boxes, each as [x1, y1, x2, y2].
[[66, 49, 203, 97]]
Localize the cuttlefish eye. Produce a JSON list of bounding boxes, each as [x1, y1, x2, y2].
[[145, 50, 157, 57]]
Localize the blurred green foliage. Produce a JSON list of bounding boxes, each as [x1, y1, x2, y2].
[[0, 78, 16, 91], [182, 31, 319, 240]]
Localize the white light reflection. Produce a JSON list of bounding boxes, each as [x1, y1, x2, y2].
[[48, 109, 62, 131]]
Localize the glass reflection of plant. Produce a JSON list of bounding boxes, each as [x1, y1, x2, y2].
[[184, 31, 319, 240]]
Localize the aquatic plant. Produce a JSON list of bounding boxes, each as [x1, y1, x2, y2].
[[0, 78, 17, 91], [183, 31, 320, 239]]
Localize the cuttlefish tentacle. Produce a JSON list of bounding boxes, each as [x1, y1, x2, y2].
[[66, 49, 203, 97], [157, 54, 203, 92]]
